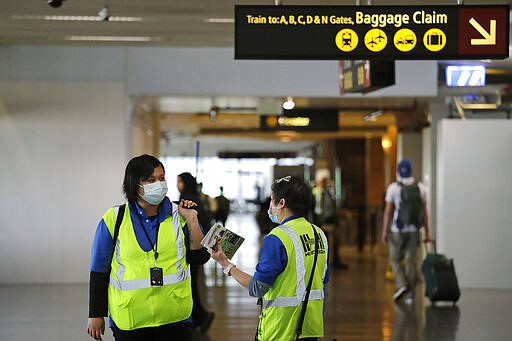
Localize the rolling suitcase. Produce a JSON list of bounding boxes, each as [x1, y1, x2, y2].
[[421, 242, 460, 304]]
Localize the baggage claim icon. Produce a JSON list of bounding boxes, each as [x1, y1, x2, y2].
[[423, 28, 446, 52], [335, 28, 358, 52], [394, 28, 417, 52], [365, 28, 387, 52]]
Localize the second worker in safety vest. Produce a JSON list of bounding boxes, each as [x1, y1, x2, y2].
[[208, 175, 330, 341]]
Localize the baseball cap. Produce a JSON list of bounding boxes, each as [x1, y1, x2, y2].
[[397, 159, 412, 178]]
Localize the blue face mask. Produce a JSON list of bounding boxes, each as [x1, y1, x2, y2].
[[267, 208, 279, 224], [140, 181, 168, 205]]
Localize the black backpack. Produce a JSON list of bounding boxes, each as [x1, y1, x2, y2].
[[396, 181, 424, 229]]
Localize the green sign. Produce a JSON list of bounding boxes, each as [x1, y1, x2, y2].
[[235, 5, 510, 60]]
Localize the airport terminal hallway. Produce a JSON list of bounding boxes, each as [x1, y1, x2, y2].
[[1, 212, 511, 341]]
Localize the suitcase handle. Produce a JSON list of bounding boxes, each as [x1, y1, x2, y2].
[[424, 240, 437, 254]]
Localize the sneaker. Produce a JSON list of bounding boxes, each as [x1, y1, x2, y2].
[[405, 297, 414, 305], [393, 286, 408, 301]]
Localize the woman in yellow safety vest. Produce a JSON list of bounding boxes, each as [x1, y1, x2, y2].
[[208, 175, 330, 341], [86, 154, 210, 341]]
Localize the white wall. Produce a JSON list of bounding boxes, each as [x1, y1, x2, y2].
[[437, 119, 512, 289], [1, 46, 438, 98], [126, 48, 437, 97], [0, 81, 128, 283]]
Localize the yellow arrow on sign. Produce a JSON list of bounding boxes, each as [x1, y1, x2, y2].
[[469, 18, 496, 45]]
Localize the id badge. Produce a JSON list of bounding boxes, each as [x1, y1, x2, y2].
[[150, 267, 163, 286]]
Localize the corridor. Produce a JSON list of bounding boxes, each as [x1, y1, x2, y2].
[[0, 212, 511, 341]]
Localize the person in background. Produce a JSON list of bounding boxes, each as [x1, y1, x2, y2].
[[86, 154, 209, 341], [381, 159, 432, 305], [177, 172, 215, 333], [214, 186, 230, 226], [197, 182, 215, 228], [208, 176, 329, 341], [312, 170, 348, 270]]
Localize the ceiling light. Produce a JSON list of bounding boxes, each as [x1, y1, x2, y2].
[[66, 36, 154, 42], [204, 18, 235, 23], [381, 134, 392, 153], [363, 109, 383, 122], [282, 97, 295, 110], [10, 15, 142, 22]]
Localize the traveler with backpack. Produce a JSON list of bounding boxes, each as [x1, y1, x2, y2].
[[381, 159, 431, 305]]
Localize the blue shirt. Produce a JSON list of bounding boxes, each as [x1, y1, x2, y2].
[[90, 197, 202, 273], [250, 216, 330, 298]]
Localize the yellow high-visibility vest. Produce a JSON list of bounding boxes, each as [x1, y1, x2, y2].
[[103, 204, 192, 330], [258, 217, 328, 341]]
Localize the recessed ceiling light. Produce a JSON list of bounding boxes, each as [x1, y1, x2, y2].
[[282, 97, 295, 110], [204, 18, 235, 23], [66, 36, 153, 42], [10, 15, 142, 22]]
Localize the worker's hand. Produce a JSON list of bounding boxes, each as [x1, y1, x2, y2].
[[178, 199, 198, 220], [86, 317, 105, 341], [207, 240, 230, 268]]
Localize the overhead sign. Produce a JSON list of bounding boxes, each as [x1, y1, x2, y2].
[[235, 5, 510, 60], [339, 60, 395, 94], [260, 109, 339, 132]]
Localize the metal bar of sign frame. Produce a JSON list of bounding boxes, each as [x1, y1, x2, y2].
[[234, 5, 510, 60]]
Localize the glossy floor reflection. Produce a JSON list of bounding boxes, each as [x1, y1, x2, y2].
[[1, 212, 511, 341]]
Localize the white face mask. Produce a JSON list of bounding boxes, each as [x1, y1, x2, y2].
[[139, 181, 168, 205]]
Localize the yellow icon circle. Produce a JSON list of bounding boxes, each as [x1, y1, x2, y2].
[[394, 28, 416, 52], [423, 28, 446, 52], [335, 29, 358, 52], [364, 29, 387, 52]]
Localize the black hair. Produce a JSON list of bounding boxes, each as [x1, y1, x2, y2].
[[178, 172, 199, 195], [271, 176, 312, 217], [123, 154, 165, 202]]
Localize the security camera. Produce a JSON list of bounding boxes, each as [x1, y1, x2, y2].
[[98, 6, 111, 21], [47, 0, 65, 8]]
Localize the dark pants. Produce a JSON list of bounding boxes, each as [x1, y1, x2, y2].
[[112, 322, 193, 341], [191, 262, 208, 323]]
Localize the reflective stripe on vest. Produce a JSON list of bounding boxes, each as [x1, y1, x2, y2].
[[109, 268, 190, 290], [261, 224, 328, 309], [109, 206, 189, 290]]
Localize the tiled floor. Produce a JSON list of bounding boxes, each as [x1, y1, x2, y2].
[[1, 212, 511, 341]]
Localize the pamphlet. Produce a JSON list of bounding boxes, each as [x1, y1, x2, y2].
[[201, 223, 245, 259]]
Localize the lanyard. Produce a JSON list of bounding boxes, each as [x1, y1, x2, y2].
[[137, 213, 161, 266]]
